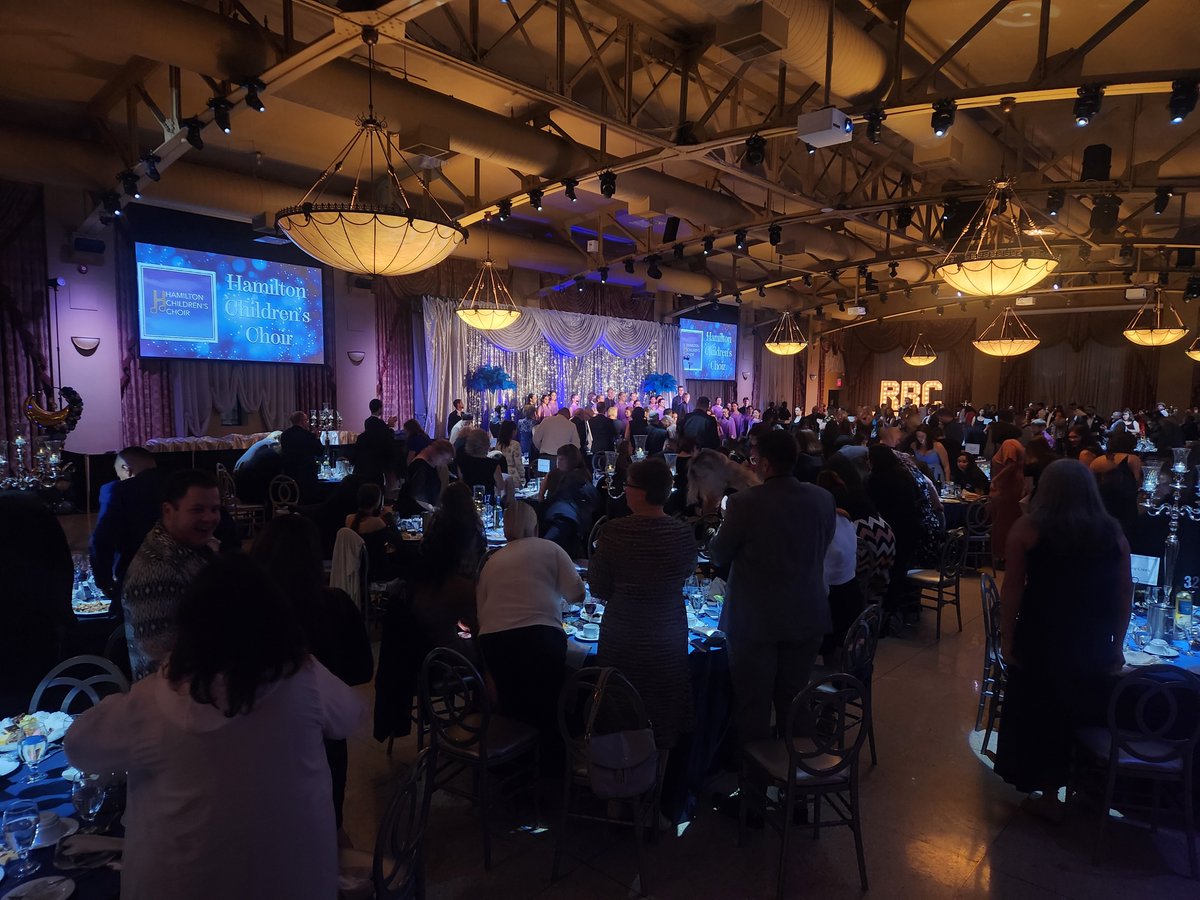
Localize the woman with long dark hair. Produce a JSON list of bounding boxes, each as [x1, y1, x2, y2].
[[65, 555, 364, 900], [251, 516, 373, 833], [346, 482, 399, 579], [994, 459, 1132, 818], [494, 419, 524, 488]]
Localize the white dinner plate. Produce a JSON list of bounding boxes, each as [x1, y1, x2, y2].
[[1144, 640, 1181, 658], [0, 757, 18, 778], [0, 712, 73, 752], [1124, 650, 1159, 667], [562, 623, 578, 637], [31, 816, 79, 850], [1, 876, 75, 899]]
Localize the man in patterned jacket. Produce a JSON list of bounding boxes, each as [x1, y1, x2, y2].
[[121, 469, 221, 680]]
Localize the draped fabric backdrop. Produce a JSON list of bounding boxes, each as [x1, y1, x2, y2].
[[0, 181, 52, 454], [421, 297, 679, 437], [374, 278, 418, 423], [841, 320, 975, 411], [170, 361, 297, 436]]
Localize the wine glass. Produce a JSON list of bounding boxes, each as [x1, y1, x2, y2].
[[71, 775, 108, 832], [19, 734, 48, 783], [3, 800, 41, 879]]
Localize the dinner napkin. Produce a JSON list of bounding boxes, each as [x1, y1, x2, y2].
[[55, 833, 124, 869], [1123, 649, 1157, 667]]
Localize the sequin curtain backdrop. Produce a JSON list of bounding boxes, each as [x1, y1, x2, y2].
[[459, 326, 659, 410]]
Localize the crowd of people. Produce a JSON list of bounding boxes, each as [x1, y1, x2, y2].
[[8, 386, 1184, 894]]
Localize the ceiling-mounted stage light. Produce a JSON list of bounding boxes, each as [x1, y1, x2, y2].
[[1079, 245, 1092, 263], [1046, 188, 1064, 217], [768, 223, 781, 246], [930, 283, 940, 296], [1074, 84, 1104, 127], [183, 118, 204, 150], [101, 191, 122, 218], [646, 255, 663, 279], [623, 258, 635, 274], [814, 305, 824, 319], [879, 291, 888, 305], [743, 133, 767, 166], [119, 171, 141, 199], [999, 96, 1017, 114], [802, 273, 813, 287], [733, 290, 742, 305], [734, 229, 747, 250], [574, 275, 586, 292], [702, 235, 714, 256], [208, 97, 233, 134], [1169, 80, 1198, 124], [757, 284, 766, 298], [936, 305, 944, 316], [1120, 243, 1134, 261], [805, 142, 816, 156], [673, 243, 685, 260], [1090, 194, 1121, 232], [1159, 271, 1171, 286], [562, 177, 578, 201], [836, 299, 846, 313], [864, 107, 887, 144], [497, 199, 511, 221], [895, 205, 914, 230], [1185, 276, 1200, 301], [931, 98, 956, 137], [1154, 186, 1173, 215], [242, 79, 266, 112], [528, 188, 543, 211], [598, 170, 617, 199], [140, 154, 161, 182], [1052, 277, 1061, 290], [598, 266, 608, 284], [888, 261, 899, 278]]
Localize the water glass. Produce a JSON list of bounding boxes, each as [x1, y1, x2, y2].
[[19, 734, 48, 783], [71, 775, 108, 831], [3, 800, 41, 879]]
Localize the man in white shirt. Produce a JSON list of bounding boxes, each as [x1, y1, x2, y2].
[[533, 407, 580, 456]]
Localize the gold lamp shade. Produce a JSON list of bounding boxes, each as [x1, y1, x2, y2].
[[934, 179, 1059, 297], [1124, 299, 1188, 347], [457, 258, 522, 331], [275, 29, 465, 276], [901, 333, 937, 366], [1186, 336, 1200, 361], [972, 306, 1040, 358], [764, 311, 808, 355]]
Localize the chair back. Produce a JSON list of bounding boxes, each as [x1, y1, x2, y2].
[[372, 748, 435, 900], [331, 527, 369, 614], [965, 499, 991, 535], [215, 462, 238, 503], [939, 527, 969, 580], [29, 655, 130, 714], [841, 605, 881, 683], [1106, 666, 1200, 766], [587, 516, 608, 558], [269, 474, 300, 514], [784, 673, 868, 780], [979, 573, 1004, 666], [558, 666, 651, 746], [419, 647, 490, 754]]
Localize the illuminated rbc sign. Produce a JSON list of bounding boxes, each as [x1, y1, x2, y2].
[[879, 380, 943, 409]]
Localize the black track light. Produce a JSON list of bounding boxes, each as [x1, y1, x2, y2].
[[598, 170, 617, 199], [930, 283, 940, 296], [814, 305, 824, 319], [529, 188, 543, 211], [1185, 276, 1200, 301], [931, 98, 956, 137], [101, 191, 122, 218], [1119, 242, 1134, 261], [183, 118, 204, 150], [1052, 277, 1061, 290], [864, 107, 886, 144], [733, 290, 742, 305], [999, 96, 1017, 114], [802, 274, 813, 288], [936, 305, 944, 317], [208, 97, 233, 134], [805, 142, 816, 156], [574, 275, 586, 292], [623, 258, 635, 274], [959, 300, 968, 312], [1090, 194, 1121, 232], [836, 299, 846, 313], [879, 292, 887, 305], [119, 170, 141, 199], [646, 255, 663, 279], [888, 261, 899, 278], [757, 285, 766, 298], [562, 177, 578, 201], [1074, 84, 1104, 127], [141, 154, 161, 182], [1154, 186, 1173, 215], [734, 229, 747, 250], [242, 79, 266, 112], [1079, 245, 1091, 263], [1159, 271, 1171, 286], [1124, 271, 1134, 284], [941, 199, 956, 221], [497, 199, 511, 221], [829, 268, 842, 282], [1046, 188, 1064, 217], [768, 223, 781, 246], [1170, 80, 1198, 124], [743, 133, 766, 166], [895, 205, 914, 229], [598, 266, 608, 284], [1089, 272, 1099, 285], [983, 298, 992, 309], [702, 235, 714, 256], [673, 243, 685, 260]]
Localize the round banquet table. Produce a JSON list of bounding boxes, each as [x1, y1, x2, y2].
[[0, 747, 121, 900]]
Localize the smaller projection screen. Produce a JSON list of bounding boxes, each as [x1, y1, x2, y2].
[[136, 241, 325, 364], [679, 317, 737, 380]]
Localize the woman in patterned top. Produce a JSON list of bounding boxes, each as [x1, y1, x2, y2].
[[589, 457, 698, 750]]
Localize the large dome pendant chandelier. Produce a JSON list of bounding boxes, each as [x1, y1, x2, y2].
[[972, 306, 1040, 358], [935, 179, 1059, 297], [1185, 336, 1200, 361], [275, 27, 465, 276], [1124, 295, 1189, 347], [456, 213, 522, 330], [901, 332, 937, 366], [763, 310, 808, 355]]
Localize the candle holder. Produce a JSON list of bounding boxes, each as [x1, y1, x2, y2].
[[1143, 447, 1200, 594]]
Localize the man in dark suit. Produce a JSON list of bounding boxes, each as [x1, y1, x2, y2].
[[589, 401, 618, 455], [645, 413, 669, 455], [90, 446, 161, 602], [279, 410, 324, 500], [681, 396, 721, 449], [447, 398, 465, 437], [708, 430, 836, 800], [356, 400, 399, 490], [670, 385, 688, 416]]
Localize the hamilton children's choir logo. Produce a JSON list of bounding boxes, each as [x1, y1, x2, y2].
[[138, 263, 219, 342]]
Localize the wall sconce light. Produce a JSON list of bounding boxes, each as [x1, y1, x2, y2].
[[346, 350, 366, 366], [70, 336, 101, 356]]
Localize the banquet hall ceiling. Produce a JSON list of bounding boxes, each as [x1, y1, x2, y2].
[[2, 0, 1200, 317]]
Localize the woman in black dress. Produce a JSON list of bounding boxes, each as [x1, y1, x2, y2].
[[994, 459, 1132, 817]]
